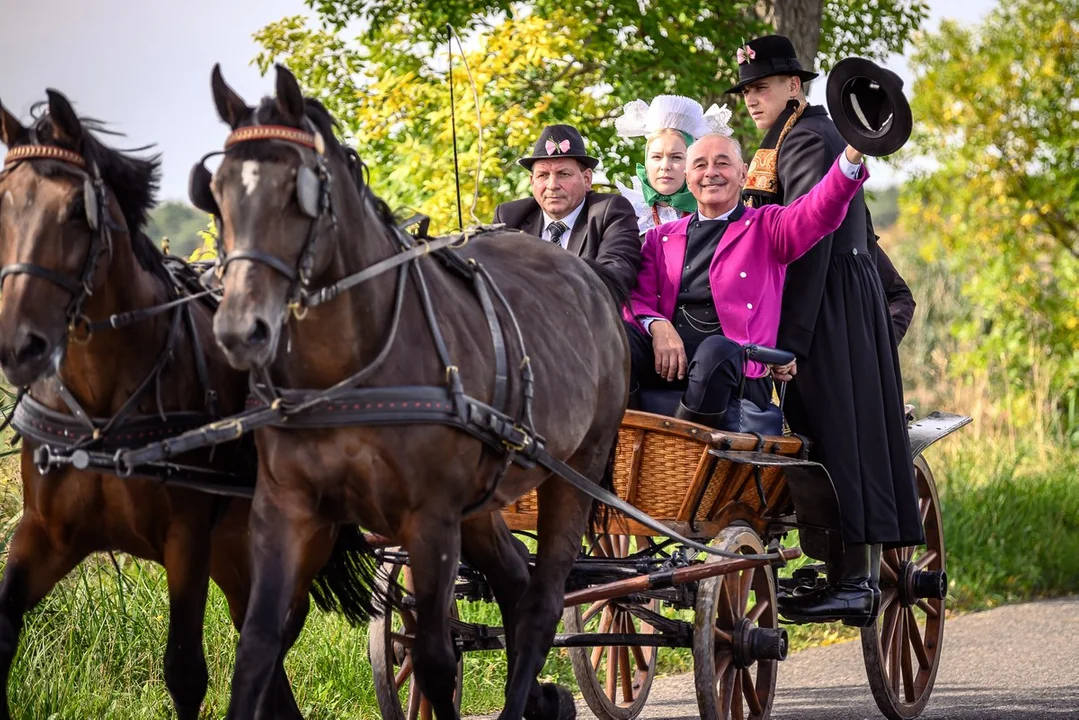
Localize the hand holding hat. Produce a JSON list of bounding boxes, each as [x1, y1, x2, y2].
[[826, 57, 913, 157]]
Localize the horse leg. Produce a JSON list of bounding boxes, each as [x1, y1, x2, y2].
[[0, 515, 84, 720], [211, 506, 305, 720], [403, 511, 463, 720], [460, 514, 533, 697], [500, 464, 602, 720], [161, 524, 212, 720], [225, 489, 333, 720]]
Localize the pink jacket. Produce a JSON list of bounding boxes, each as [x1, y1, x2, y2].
[[627, 157, 868, 377]]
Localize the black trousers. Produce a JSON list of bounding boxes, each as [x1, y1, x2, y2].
[[625, 321, 772, 417]]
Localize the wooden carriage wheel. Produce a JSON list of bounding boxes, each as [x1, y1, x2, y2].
[[562, 534, 660, 720], [369, 561, 464, 720], [861, 456, 947, 720], [693, 526, 780, 720]]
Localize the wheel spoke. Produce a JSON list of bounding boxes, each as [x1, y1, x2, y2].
[[590, 609, 615, 671], [730, 665, 745, 720], [720, 575, 739, 625], [901, 614, 916, 702], [880, 600, 900, 658], [879, 557, 899, 584], [746, 598, 770, 624], [889, 611, 904, 696], [738, 567, 755, 616], [389, 631, 413, 648], [914, 550, 938, 571], [916, 598, 940, 619], [619, 646, 634, 702], [394, 654, 414, 690], [598, 534, 616, 558], [420, 697, 433, 720], [880, 587, 898, 613], [631, 641, 651, 672], [582, 599, 609, 624], [741, 668, 763, 715], [905, 607, 931, 670], [714, 650, 732, 683], [606, 635, 618, 701], [406, 678, 421, 720], [721, 663, 738, 719], [919, 497, 931, 524], [714, 625, 733, 646]]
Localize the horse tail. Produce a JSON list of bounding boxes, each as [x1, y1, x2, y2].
[[587, 437, 619, 542], [583, 258, 629, 313], [309, 524, 385, 626]]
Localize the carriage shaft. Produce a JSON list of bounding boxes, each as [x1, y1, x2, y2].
[[562, 546, 801, 607]]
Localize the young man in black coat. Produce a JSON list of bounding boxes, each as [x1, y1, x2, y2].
[[730, 35, 921, 626], [493, 124, 641, 297]]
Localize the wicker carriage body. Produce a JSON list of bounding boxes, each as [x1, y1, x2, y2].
[[501, 410, 806, 539]]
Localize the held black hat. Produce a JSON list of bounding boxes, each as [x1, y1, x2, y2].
[[826, 57, 913, 157], [518, 124, 600, 171], [724, 34, 819, 94]]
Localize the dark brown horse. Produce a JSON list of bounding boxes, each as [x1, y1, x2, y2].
[[0, 91, 370, 719], [200, 64, 628, 720]]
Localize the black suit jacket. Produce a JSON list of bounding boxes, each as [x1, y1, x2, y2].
[[493, 191, 641, 296], [775, 105, 875, 356]]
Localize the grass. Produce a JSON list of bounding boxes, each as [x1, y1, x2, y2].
[[0, 395, 1075, 717]]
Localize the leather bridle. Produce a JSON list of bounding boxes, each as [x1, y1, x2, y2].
[[0, 143, 117, 339]]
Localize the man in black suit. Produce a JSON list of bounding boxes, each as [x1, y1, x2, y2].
[[493, 124, 641, 296]]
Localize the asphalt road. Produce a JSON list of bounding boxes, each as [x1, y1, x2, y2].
[[471, 596, 1079, 720]]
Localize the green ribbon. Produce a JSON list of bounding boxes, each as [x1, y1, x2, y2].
[[636, 163, 697, 215]]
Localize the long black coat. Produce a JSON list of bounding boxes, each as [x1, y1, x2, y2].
[[775, 105, 922, 547], [493, 191, 642, 297]]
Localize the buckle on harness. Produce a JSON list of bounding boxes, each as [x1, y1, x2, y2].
[[501, 424, 532, 452], [205, 417, 245, 441]]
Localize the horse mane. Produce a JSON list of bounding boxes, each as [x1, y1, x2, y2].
[[24, 103, 167, 281], [235, 97, 401, 231]]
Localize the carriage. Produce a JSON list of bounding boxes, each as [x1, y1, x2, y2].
[[367, 406, 969, 720]]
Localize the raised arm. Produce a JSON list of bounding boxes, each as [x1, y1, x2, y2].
[[766, 146, 868, 265]]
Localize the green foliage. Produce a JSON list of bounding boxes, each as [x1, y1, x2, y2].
[[145, 201, 208, 259], [902, 0, 1079, 434], [255, 0, 926, 233]]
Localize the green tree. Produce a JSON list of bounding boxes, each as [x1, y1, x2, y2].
[[901, 0, 1078, 431], [146, 201, 209, 258], [253, 0, 926, 233]]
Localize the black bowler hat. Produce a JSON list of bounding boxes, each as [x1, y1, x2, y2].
[[518, 124, 600, 171], [724, 34, 819, 94], [826, 57, 913, 157]]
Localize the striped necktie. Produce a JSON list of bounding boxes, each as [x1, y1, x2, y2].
[[547, 220, 568, 247]]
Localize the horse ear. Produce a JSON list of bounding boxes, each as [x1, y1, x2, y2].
[[274, 64, 306, 126], [45, 89, 82, 145], [0, 99, 27, 148], [211, 64, 251, 129]]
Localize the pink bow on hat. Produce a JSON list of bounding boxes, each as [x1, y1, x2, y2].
[[737, 45, 756, 65], [545, 138, 571, 154]]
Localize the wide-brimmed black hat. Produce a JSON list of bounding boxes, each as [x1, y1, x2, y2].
[[826, 56, 912, 157], [518, 124, 599, 171], [724, 34, 819, 94]]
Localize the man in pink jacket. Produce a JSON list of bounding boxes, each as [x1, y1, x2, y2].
[[626, 133, 867, 426]]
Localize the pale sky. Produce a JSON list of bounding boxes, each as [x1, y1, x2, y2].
[[1, 0, 996, 201]]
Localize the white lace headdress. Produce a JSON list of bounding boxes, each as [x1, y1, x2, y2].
[[614, 95, 733, 140]]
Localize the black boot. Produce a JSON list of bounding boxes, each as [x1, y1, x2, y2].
[[778, 543, 879, 627], [673, 401, 724, 428]]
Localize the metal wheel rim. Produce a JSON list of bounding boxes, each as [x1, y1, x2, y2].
[[694, 526, 778, 720], [564, 534, 659, 719], [861, 456, 946, 720], [368, 560, 463, 720]]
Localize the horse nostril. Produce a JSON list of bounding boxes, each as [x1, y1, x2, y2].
[[246, 318, 270, 348], [14, 331, 48, 366]]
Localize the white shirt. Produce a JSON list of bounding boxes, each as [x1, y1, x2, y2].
[[639, 155, 863, 335], [541, 199, 586, 249]]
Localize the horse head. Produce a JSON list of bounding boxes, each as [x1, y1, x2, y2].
[[0, 90, 157, 387], [202, 64, 368, 372]]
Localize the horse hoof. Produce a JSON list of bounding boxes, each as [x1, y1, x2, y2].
[[524, 683, 576, 720]]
